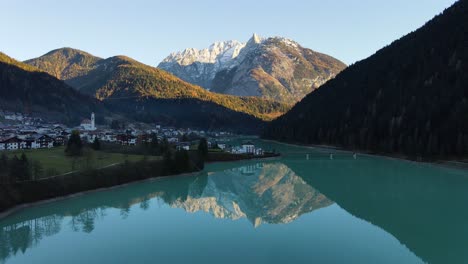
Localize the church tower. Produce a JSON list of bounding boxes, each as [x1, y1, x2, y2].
[[91, 112, 95, 130]]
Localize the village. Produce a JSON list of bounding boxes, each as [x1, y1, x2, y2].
[[0, 111, 265, 156]]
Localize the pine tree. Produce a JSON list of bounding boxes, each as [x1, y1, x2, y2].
[[198, 138, 208, 159], [91, 137, 101, 151], [66, 130, 83, 156]]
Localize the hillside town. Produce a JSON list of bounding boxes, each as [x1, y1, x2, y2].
[[0, 111, 265, 155]]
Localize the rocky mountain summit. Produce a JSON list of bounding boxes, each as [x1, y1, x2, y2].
[[159, 34, 346, 103], [159, 40, 246, 89]]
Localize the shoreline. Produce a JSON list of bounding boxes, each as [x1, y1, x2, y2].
[[0, 154, 280, 220], [206, 155, 281, 165], [0, 171, 200, 220], [262, 139, 468, 171]]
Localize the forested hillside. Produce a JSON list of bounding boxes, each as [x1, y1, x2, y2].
[[26, 50, 290, 132], [264, 0, 468, 158], [0, 53, 107, 125]]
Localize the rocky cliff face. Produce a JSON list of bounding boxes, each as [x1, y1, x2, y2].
[[159, 34, 346, 103], [158, 40, 245, 89]]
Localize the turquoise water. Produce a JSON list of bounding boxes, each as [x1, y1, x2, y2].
[[1, 140, 468, 264]]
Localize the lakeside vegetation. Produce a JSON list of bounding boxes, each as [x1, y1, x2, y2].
[[0, 134, 206, 212]]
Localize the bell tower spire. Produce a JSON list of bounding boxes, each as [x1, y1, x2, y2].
[[91, 112, 95, 130]]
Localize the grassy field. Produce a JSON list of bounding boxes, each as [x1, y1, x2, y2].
[[3, 147, 160, 177]]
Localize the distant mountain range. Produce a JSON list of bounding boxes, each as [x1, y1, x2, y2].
[[264, 0, 468, 158], [0, 52, 108, 125], [159, 34, 346, 103], [24, 48, 291, 132]]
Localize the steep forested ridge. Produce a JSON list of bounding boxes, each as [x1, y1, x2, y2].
[[264, 0, 468, 158], [0, 52, 107, 125]]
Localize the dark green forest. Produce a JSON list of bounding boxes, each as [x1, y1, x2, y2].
[[264, 0, 468, 159]]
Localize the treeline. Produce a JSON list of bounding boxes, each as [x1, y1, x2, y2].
[[0, 153, 46, 183], [0, 155, 202, 213], [264, 0, 468, 159], [0, 138, 207, 212]]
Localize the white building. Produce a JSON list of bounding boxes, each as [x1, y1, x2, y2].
[[4, 112, 23, 121], [81, 112, 96, 131], [0, 137, 26, 150], [218, 144, 226, 150], [241, 142, 255, 154]]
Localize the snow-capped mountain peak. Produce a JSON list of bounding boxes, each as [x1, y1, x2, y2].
[[158, 34, 346, 101], [162, 40, 245, 66]]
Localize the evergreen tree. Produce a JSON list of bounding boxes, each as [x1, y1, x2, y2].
[[20, 153, 32, 181], [32, 160, 43, 180], [198, 138, 208, 159], [91, 137, 101, 151], [9, 155, 19, 181], [162, 147, 175, 174], [160, 138, 170, 156], [174, 150, 191, 173], [0, 154, 8, 183], [149, 133, 160, 155], [66, 130, 83, 156]]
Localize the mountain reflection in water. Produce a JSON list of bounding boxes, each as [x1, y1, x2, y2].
[[0, 162, 332, 263], [171, 163, 332, 226]]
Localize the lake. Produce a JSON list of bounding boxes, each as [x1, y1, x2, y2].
[[1, 139, 468, 264]]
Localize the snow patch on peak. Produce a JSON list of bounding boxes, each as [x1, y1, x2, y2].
[[162, 40, 245, 66], [276, 37, 300, 48]]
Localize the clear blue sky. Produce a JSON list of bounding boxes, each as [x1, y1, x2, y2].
[[1, 0, 458, 66]]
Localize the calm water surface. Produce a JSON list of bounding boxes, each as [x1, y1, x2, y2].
[[1, 140, 468, 264]]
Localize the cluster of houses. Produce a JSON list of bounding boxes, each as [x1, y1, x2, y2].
[[0, 130, 64, 151], [0, 112, 264, 155], [0, 111, 44, 124], [176, 141, 264, 156]]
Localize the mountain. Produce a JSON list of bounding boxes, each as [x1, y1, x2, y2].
[[159, 34, 346, 103], [263, 0, 468, 158], [24, 48, 101, 81], [26, 49, 291, 132], [0, 52, 107, 125], [158, 41, 245, 89]]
